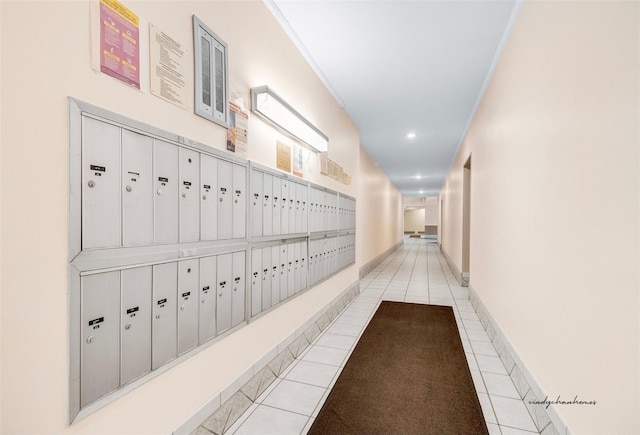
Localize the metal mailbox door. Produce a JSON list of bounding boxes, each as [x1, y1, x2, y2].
[[178, 259, 199, 355], [262, 173, 273, 236], [82, 116, 121, 249], [310, 240, 318, 286], [179, 148, 200, 242], [231, 251, 246, 327], [294, 183, 302, 234], [287, 243, 295, 297], [152, 262, 177, 370], [295, 183, 304, 234], [270, 245, 280, 307], [279, 244, 288, 301], [301, 241, 308, 291], [309, 189, 317, 233], [122, 130, 153, 247], [250, 169, 263, 238], [272, 177, 281, 236], [216, 253, 232, 333], [307, 240, 315, 286], [261, 247, 272, 311], [154, 139, 179, 244], [294, 242, 301, 294], [330, 237, 337, 275], [121, 266, 152, 386], [280, 179, 289, 235], [232, 164, 247, 239], [217, 160, 233, 240], [331, 194, 338, 231], [288, 182, 296, 235], [250, 248, 262, 317], [301, 184, 308, 234], [81, 271, 120, 406], [319, 239, 325, 281], [321, 192, 328, 232], [199, 255, 217, 344], [200, 154, 218, 241]]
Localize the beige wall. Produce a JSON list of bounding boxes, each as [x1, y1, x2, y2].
[[357, 147, 404, 267], [404, 209, 425, 233], [403, 197, 438, 228], [440, 1, 639, 433], [424, 197, 439, 226], [0, 1, 401, 432]]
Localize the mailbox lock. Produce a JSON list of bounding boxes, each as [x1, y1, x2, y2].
[[157, 189, 163, 195], [219, 198, 223, 202], [126, 185, 132, 192], [86, 336, 94, 344], [203, 194, 207, 200], [182, 192, 187, 198], [181, 305, 185, 311], [155, 314, 161, 319], [201, 298, 206, 303], [124, 323, 131, 330], [87, 180, 95, 188]]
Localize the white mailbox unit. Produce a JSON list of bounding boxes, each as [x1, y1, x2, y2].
[[69, 99, 250, 422], [249, 163, 308, 241], [68, 99, 356, 423]]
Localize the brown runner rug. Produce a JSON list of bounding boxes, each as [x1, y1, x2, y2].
[[309, 302, 488, 435]]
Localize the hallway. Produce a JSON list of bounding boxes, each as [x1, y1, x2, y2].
[[199, 238, 539, 435]]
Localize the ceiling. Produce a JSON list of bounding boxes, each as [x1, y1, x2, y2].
[[267, 0, 520, 198]]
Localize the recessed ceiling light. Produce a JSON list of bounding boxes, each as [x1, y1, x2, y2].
[[415, 175, 422, 179], [407, 132, 416, 139], [419, 190, 424, 194]]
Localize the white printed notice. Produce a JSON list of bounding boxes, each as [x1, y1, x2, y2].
[[150, 23, 189, 109]]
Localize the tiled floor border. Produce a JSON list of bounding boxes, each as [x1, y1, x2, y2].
[[176, 281, 361, 435], [469, 286, 568, 435]]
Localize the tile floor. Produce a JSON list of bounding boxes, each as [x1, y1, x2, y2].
[[223, 238, 540, 435]]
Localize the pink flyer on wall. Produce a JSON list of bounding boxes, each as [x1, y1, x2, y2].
[[100, 0, 140, 89]]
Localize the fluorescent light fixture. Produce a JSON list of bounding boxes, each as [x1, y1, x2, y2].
[[251, 86, 328, 153]]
